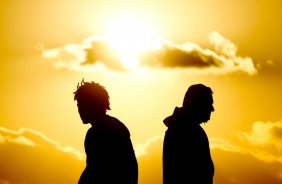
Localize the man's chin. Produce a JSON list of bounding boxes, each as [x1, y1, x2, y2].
[[202, 117, 210, 123], [82, 120, 90, 124]]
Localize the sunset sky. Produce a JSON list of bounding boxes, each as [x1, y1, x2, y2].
[[1, 0, 282, 183]]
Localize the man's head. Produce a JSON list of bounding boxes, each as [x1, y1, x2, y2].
[[182, 84, 214, 123], [74, 79, 110, 124]]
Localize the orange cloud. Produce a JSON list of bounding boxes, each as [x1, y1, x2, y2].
[[209, 121, 282, 183], [2, 123, 282, 184], [0, 126, 84, 184], [238, 121, 282, 147], [41, 32, 257, 75], [0, 127, 84, 160], [210, 120, 282, 165], [134, 127, 282, 184], [135, 135, 163, 157], [135, 136, 163, 184], [212, 148, 282, 184], [238, 120, 282, 163]]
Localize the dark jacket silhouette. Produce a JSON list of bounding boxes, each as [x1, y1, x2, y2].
[[79, 115, 138, 184], [163, 84, 214, 184], [74, 80, 138, 184]]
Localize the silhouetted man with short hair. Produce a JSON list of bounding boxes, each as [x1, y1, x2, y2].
[[163, 84, 215, 184], [74, 79, 138, 184]]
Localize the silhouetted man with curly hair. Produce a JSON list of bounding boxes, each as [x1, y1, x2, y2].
[[163, 84, 215, 184], [74, 79, 138, 184]]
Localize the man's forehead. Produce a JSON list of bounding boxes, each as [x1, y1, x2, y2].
[[205, 95, 213, 104], [210, 96, 214, 104]]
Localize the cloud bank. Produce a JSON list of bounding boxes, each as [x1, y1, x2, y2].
[[2, 120, 281, 184], [0, 127, 84, 184], [134, 120, 282, 184], [42, 32, 257, 75], [238, 120, 282, 163], [0, 127, 84, 160], [135, 135, 163, 157]]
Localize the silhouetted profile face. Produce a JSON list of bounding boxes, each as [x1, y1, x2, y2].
[[74, 80, 110, 124], [77, 100, 104, 124], [196, 95, 214, 123], [183, 84, 214, 123]]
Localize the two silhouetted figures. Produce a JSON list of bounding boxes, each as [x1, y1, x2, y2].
[[74, 80, 214, 184]]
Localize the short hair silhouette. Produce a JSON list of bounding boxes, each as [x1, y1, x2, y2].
[[183, 84, 213, 108], [74, 79, 110, 110]]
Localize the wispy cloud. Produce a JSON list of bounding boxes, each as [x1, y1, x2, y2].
[[135, 135, 163, 157], [238, 120, 282, 163], [0, 127, 84, 160], [133, 120, 282, 164], [1, 125, 282, 184], [209, 120, 282, 164], [41, 32, 257, 75], [208, 130, 282, 183], [238, 121, 282, 147], [132, 132, 282, 184], [0, 126, 84, 184], [140, 32, 257, 75], [212, 147, 282, 184], [210, 137, 242, 153]]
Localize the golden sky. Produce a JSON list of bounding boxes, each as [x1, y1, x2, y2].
[[1, 0, 282, 183]]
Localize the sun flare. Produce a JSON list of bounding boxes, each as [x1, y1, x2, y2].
[[102, 14, 161, 69]]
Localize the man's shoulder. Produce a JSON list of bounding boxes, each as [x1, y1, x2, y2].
[[105, 115, 130, 137]]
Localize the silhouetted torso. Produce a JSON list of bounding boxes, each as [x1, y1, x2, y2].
[[163, 107, 214, 184], [78, 115, 138, 184]]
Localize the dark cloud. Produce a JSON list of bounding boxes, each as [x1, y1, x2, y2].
[[83, 39, 223, 70], [42, 32, 257, 75], [140, 44, 222, 68], [271, 126, 282, 140]]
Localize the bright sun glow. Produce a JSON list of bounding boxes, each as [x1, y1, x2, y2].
[[102, 14, 161, 69]]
